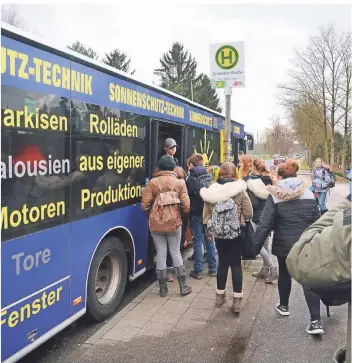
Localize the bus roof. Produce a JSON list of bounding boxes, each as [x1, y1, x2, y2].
[[1, 22, 244, 128]]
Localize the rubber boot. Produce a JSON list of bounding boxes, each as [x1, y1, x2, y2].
[[156, 269, 168, 297], [175, 265, 192, 296]]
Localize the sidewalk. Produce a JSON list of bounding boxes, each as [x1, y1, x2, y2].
[[65, 182, 349, 363], [66, 254, 346, 363]]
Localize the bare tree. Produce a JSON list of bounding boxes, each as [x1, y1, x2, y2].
[[278, 25, 348, 166], [265, 116, 295, 155], [1, 5, 24, 28], [290, 102, 325, 165], [340, 32, 352, 170]]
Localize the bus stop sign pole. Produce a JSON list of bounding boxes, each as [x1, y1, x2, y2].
[[225, 85, 232, 162]]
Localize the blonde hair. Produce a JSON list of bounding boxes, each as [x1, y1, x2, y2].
[[219, 162, 238, 180], [174, 166, 187, 180], [278, 159, 299, 179]]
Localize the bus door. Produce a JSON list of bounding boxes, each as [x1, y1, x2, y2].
[[150, 119, 184, 171], [239, 138, 247, 154], [232, 136, 239, 165]]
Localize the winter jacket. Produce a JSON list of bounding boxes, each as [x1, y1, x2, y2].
[[287, 196, 351, 288], [245, 175, 272, 224], [286, 196, 351, 306], [186, 166, 213, 216], [252, 177, 320, 258], [141, 170, 190, 217], [312, 166, 330, 192], [200, 178, 253, 226]]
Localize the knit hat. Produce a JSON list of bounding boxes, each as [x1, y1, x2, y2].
[[158, 155, 176, 171]]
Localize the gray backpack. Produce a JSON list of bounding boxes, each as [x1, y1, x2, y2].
[[207, 198, 241, 240]]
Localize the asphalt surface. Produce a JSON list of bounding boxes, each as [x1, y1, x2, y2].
[[244, 281, 347, 363]]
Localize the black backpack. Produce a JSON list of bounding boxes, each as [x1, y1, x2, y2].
[[324, 168, 336, 188], [310, 281, 350, 317], [189, 174, 212, 199]]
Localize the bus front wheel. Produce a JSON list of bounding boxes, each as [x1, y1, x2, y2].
[[87, 236, 128, 321]]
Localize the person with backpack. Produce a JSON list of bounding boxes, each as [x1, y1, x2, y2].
[[251, 159, 322, 333], [186, 153, 217, 279], [245, 158, 278, 283], [201, 162, 253, 314], [286, 194, 351, 336], [311, 158, 333, 214], [141, 155, 192, 297], [164, 166, 192, 282]]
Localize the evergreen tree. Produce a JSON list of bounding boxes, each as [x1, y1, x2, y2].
[[154, 42, 197, 99], [154, 42, 222, 111], [102, 49, 135, 75], [67, 41, 99, 60], [193, 74, 222, 112]]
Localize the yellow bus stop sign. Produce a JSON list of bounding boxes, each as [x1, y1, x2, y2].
[[215, 45, 239, 70]]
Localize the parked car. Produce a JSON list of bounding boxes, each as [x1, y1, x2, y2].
[[273, 155, 286, 164]]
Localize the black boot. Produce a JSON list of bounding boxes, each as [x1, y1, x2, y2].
[[321, 209, 329, 216], [156, 269, 168, 297], [175, 265, 192, 296]]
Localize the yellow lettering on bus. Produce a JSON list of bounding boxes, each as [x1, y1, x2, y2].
[[8, 311, 19, 328], [42, 61, 52, 85], [18, 52, 29, 80], [84, 74, 92, 95], [71, 70, 80, 92], [52, 64, 61, 87], [61, 67, 70, 90], [1, 47, 6, 74], [33, 57, 43, 82], [7, 49, 18, 76]]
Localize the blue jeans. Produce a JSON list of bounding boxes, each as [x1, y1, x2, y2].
[[317, 192, 327, 211], [191, 215, 217, 273]]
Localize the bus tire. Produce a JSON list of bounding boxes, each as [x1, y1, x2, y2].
[[87, 236, 128, 321]]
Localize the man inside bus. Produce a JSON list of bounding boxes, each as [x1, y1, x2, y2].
[[164, 138, 179, 166]]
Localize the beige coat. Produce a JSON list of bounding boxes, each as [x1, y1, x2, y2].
[[141, 171, 190, 217], [200, 179, 253, 226]]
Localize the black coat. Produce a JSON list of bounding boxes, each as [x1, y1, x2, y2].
[[252, 177, 320, 258], [186, 166, 213, 217], [245, 175, 272, 224]]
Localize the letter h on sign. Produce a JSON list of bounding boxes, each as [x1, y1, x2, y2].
[[221, 50, 233, 65]]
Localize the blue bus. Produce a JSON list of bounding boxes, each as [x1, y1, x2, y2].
[[1, 23, 253, 362]]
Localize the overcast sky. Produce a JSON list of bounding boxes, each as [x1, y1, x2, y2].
[[12, 4, 352, 136]]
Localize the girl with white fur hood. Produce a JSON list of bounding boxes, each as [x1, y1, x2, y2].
[[201, 162, 253, 314], [245, 158, 278, 283]]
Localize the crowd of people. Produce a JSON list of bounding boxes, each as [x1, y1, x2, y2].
[[141, 139, 351, 338]]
